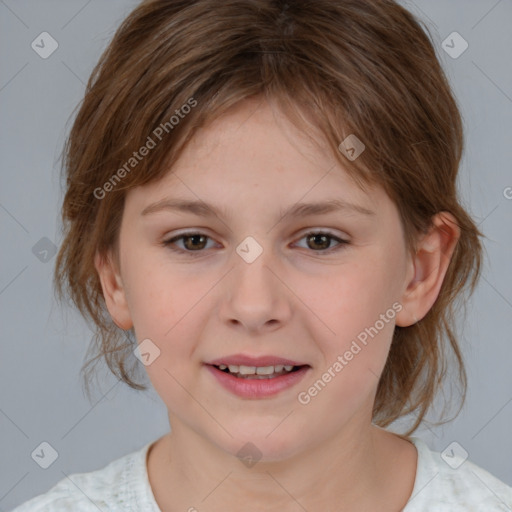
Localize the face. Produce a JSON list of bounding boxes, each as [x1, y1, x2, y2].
[[107, 98, 414, 461]]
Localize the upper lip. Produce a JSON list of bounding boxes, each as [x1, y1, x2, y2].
[[206, 354, 309, 367]]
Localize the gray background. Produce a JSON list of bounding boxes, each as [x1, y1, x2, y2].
[[1, 0, 511, 509]]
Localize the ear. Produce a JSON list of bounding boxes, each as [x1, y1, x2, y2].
[[395, 212, 460, 327], [94, 249, 133, 330]]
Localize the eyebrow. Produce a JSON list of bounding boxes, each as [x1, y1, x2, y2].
[[143, 195, 376, 226], [141, 197, 375, 219]]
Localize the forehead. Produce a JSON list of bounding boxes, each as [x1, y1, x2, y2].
[[125, 98, 392, 222]]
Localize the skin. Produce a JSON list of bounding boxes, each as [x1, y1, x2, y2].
[[95, 97, 460, 511]]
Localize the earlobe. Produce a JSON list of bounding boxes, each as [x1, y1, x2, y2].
[[395, 212, 460, 327], [94, 250, 133, 330]]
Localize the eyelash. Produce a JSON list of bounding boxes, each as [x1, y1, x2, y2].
[[161, 230, 349, 256]]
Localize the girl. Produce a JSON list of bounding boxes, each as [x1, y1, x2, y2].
[[12, 0, 512, 510]]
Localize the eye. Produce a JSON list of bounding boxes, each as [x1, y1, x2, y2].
[[293, 230, 349, 253], [162, 230, 349, 256], [162, 232, 216, 254]]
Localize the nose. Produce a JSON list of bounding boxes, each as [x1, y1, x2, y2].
[[219, 242, 292, 333]]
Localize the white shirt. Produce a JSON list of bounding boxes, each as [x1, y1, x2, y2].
[[10, 437, 512, 511]]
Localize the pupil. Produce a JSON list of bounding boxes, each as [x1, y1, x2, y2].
[[185, 234, 206, 250], [308, 234, 329, 250]]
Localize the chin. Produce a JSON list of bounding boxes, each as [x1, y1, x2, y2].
[[217, 426, 304, 464]]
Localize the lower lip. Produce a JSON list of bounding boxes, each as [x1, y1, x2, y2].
[[204, 364, 310, 399]]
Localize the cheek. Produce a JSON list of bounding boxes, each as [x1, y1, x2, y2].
[[306, 249, 401, 341], [122, 245, 196, 338], [124, 261, 208, 407], [297, 249, 402, 403]]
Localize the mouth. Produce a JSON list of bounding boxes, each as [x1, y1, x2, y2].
[[203, 355, 311, 398], [209, 363, 308, 379]]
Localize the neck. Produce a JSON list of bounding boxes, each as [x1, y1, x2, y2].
[[147, 416, 417, 511]]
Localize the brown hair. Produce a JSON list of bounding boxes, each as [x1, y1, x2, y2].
[[54, 0, 483, 435]]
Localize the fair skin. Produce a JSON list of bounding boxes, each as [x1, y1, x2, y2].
[[95, 97, 459, 512]]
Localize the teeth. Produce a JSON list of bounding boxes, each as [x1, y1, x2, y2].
[[256, 366, 274, 375], [218, 364, 298, 377], [239, 365, 256, 375]]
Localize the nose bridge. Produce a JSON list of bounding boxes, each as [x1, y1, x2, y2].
[[221, 233, 291, 330], [231, 233, 278, 297]]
